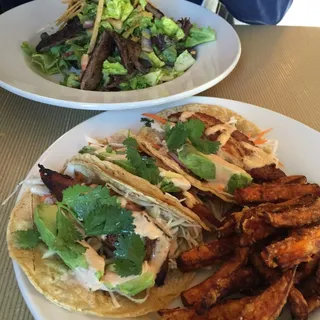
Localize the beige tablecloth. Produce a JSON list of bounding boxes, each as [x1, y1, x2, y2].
[[1, 26, 319, 319]]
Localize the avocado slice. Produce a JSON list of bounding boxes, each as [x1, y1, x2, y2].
[[34, 204, 88, 270], [103, 270, 155, 296], [178, 144, 216, 180], [178, 144, 252, 194]]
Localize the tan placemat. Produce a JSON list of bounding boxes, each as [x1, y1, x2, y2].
[[1, 25, 320, 319]]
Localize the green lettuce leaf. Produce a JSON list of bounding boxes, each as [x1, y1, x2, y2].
[[174, 50, 195, 72], [103, 60, 128, 75], [138, 0, 147, 9], [120, 69, 163, 90], [151, 17, 184, 41], [103, 0, 133, 21], [21, 42, 35, 56], [78, 3, 97, 23], [122, 8, 152, 38], [62, 73, 80, 88], [185, 26, 216, 48], [160, 45, 177, 65], [144, 52, 165, 68]]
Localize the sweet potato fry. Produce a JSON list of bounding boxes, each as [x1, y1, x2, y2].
[[176, 236, 238, 272], [217, 216, 237, 239], [261, 196, 320, 228], [159, 297, 252, 320], [181, 247, 248, 307], [295, 253, 320, 284], [238, 269, 295, 320], [240, 216, 276, 246], [196, 267, 260, 314], [234, 183, 320, 205], [250, 249, 280, 283], [288, 286, 308, 320], [262, 225, 320, 269], [307, 296, 320, 314], [273, 175, 307, 185], [299, 276, 320, 298]]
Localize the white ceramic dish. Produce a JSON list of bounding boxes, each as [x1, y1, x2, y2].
[[13, 96, 320, 319], [0, 0, 241, 110]]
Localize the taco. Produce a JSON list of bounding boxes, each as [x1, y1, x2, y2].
[[136, 104, 285, 203], [74, 128, 228, 228], [7, 159, 203, 318]]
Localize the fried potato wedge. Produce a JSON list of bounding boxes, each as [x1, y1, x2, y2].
[[159, 297, 252, 320], [234, 183, 320, 205], [288, 286, 308, 320], [196, 267, 260, 314], [176, 236, 238, 272], [261, 195, 320, 228], [238, 269, 295, 320], [307, 296, 320, 314], [181, 248, 248, 307], [262, 225, 320, 269]]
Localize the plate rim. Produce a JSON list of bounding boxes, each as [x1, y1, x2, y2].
[[0, 0, 241, 110], [11, 95, 320, 320]]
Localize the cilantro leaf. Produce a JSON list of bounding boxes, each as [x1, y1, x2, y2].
[[140, 117, 154, 127], [114, 233, 145, 277], [190, 137, 220, 154], [124, 137, 161, 185], [165, 118, 220, 154], [185, 119, 205, 140], [165, 122, 189, 151], [123, 136, 138, 148], [13, 229, 41, 249], [61, 185, 111, 220], [54, 210, 83, 250], [84, 201, 134, 236], [160, 180, 181, 193]]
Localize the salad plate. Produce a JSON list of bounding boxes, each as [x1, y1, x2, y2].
[[12, 96, 320, 319], [0, 0, 240, 110]]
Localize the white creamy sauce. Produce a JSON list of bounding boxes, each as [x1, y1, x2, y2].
[[205, 124, 236, 147], [159, 168, 191, 191], [103, 154, 127, 161], [241, 142, 278, 169], [74, 267, 103, 291], [30, 185, 51, 196], [151, 121, 165, 133], [179, 111, 195, 122], [133, 212, 164, 240]]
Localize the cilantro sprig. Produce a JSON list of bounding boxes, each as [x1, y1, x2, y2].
[[114, 233, 145, 277], [123, 137, 161, 185], [58, 184, 146, 277], [13, 229, 41, 249], [165, 119, 220, 154]]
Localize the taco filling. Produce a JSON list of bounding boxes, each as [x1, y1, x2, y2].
[[76, 131, 233, 227], [12, 164, 202, 305]]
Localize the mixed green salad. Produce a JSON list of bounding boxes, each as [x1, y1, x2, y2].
[[21, 0, 216, 91]]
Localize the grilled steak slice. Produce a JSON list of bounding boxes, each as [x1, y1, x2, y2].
[[114, 33, 147, 74], [155, 256, 169, 286], [144, 238, 157, 261], [38, 164, 78, 201], [80, 31, 115, 91], [36, 17, 83, 52], [145, 2, 164, 19]]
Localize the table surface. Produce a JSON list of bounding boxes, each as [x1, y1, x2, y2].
[[1, 25, 320, 320]]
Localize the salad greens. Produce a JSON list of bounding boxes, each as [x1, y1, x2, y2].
[[22, 0, 216, 91]]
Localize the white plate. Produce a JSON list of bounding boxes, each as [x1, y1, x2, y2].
[[14, 96, 320, 319], [0, 0, 240, 110]]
